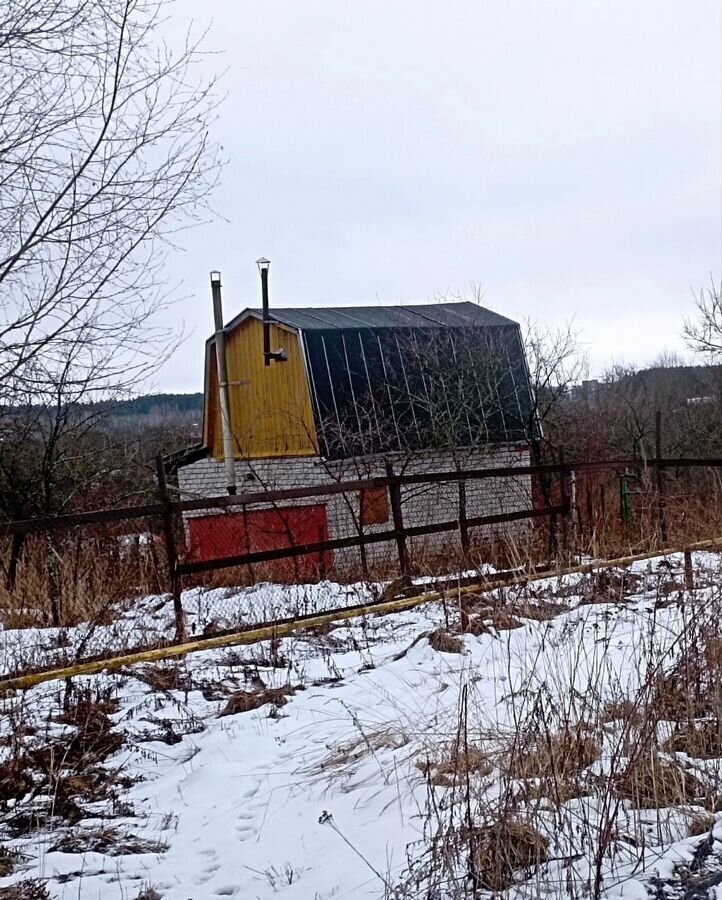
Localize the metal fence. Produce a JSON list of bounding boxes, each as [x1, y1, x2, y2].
[[1, 453, 721, 679]]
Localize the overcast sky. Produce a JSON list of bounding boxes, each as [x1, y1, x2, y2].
[[161, 0, 722, 392]]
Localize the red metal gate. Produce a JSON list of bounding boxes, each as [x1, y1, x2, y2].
[[186, 503, 332, 581]]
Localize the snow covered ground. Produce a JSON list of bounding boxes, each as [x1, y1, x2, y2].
[[1, 552, 722, 899]]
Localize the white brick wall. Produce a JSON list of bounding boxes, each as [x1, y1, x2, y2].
[[177, 445, 532, 575]]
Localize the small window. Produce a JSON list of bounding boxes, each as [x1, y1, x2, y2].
[[360, 488, 390, 526]]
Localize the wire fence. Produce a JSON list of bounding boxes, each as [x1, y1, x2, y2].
[[1, 453, 721, 679]]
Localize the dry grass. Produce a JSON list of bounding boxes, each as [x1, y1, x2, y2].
[[472, 820, 549, 891], [0, 881, 51, 900], [0, 846, 18, 877], [219, 685, 298, 717], [133, 664, 190, 693], [686, 811, 716, 836], [42, 704, 123, 770], [136, 889, 163, 900], [55, 686, 119, 725], [615, 753, 710, 808], [419, 746, 494, 787], [427, 628, 464, 654], [580, 570, 643, 605], [316, 729, 409, 774], [664, 720, 722, 759], [0, 758, 33, 807], [0, 532, 162, 629], [466, 611, 523, 635], [50, 826, 166, 856], [507, 725, 601, 781], [0, 685, 128, 839], [652, 631, 722, 722], [600, 698, 643, 726]]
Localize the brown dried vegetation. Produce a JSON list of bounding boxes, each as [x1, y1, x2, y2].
[[0, 881, 51, 900], [420, 746, 494, 787], [0, 846, 18, 877], [133, 664, 190, 693], [316, 729, 409, 774], [507, 725, 601, 781], [0, 686, 127, 838], [472, 820, 549, 891], [219, 685, 298, 717], [615, 753, 710, 808], [427, 629, 464, 654], [580, 570, 643, 605], [50, 826, 166, 856], [664, 721, 722, 759]]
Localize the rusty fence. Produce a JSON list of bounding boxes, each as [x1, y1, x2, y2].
[[1, 454, 721, 678]]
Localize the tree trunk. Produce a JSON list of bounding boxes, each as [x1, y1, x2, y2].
[[46, 533, 61, 626], [6, 533, 25, 589]]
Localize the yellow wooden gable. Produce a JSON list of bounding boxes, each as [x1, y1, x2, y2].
[[203, 315, 317, 459]]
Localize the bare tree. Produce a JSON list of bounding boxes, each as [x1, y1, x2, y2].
[[0, 0, 221, 401], [682, 283, 722, 362], [521, 317, 587, 463]]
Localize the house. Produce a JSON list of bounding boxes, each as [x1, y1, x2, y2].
[[171, 300, 536, 576]]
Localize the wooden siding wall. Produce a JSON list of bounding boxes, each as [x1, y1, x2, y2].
[[205, 317, 318, 459]]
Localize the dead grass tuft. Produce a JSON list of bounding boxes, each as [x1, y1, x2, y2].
[[33, 713, 123, 772], [55, 686, 119, 726], [0, 881, 51, 900], [473, 819, 549, 891], [219, 685, 298, 717], [51, 826, 166, 856], [686, 811, 715, 836], [316, 729, 409, 773], [663, 721, 722, 760], [134, 664, 190, 693], [428, 628, 464, 654], [0, 758, 33, 806], [507, 725, 601, 781], [513, 777, 588, 806], [509, 599, 566, 621], [420, 746, 493, 787], [580, 570, 643, 605], [136, 889, 163, 900], [466, 611, 523, 635], [600, 698, 643, 727], [616, 753, 709, 808], [0, 684, 129, 839], [0, 846, 18, 877]]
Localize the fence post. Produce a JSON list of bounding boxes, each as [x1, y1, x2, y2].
[[569, 467, 578, 556], [684, 549, 694, 592], [385, 462, 410, 580], [156, 455, 185, 642], [559, 448, 570, 561], [585, 478, 593, 541], [458, 480, 470, 559], [655, 410, 668, 544]]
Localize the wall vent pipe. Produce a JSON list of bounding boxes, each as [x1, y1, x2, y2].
[[210, 271, 237, 495]]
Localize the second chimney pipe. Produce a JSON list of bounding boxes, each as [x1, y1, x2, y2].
[[210, 271, 237, 495]]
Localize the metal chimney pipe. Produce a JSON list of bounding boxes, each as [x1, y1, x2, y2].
[[260, 263, 271, 367], [256, 256, 274, 366], [256, 257, 287, 365], [210, 271, 237, 495]]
